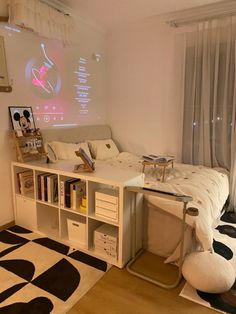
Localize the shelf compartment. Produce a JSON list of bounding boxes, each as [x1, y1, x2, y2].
[[89, 221, 119, 261], [87, 181, 119, 217], [35, 171, 59, 205], [13, 166, 35, 199], [37, 203, 59, 238], [15, 195, 37, 231], [88, 218, 119, 257], [59, 175, 86, 211], [60, 210, 87, 248]]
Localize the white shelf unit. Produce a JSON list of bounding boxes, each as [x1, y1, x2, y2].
[[11, 160, 144, 268]]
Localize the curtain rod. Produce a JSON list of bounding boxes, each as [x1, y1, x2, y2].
[[166, 1, 236, 28], [169, 11, 236, 28]]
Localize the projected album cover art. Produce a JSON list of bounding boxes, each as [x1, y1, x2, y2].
[[25, 43, 61, 99]]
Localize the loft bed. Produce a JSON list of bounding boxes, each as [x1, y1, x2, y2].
[[41, 124, 229, 265]]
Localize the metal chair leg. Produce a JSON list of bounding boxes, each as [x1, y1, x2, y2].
[[126, 197, 189, 289]]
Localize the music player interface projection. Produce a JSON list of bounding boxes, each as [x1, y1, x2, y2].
[[74, 57, 91, 115], [25, 43, 64, 125]]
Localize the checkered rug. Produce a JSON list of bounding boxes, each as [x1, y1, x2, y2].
[[0, 225, 109, 314], [180, 212, 236, 314]]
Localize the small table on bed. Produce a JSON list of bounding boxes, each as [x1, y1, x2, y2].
[[142, 159, 174, 182]]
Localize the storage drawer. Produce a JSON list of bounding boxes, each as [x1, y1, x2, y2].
[[95, 206, 118, 221], [95, 188, 119, 204], [15, 195, 37, 230], [94, 224, 118, 245], [95, 199, 118, 212], [95, 246, 118, 259]]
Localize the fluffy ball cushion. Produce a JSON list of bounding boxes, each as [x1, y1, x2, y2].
[[88, 139, 119, 160], [182, 251, 235, 293], [45, 141, 92, 162]]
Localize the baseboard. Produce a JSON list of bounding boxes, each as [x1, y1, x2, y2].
[[0, 220, 15, 231]]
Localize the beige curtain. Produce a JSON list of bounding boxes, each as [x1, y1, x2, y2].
[[7, 0, 74, 44], [182, 16, 236, 210]]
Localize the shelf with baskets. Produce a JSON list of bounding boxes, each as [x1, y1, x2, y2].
[[11, 160, 144, 267]]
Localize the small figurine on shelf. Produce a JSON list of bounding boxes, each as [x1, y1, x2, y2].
[[35, 128, 41, 136]]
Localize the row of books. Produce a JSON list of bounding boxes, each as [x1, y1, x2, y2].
[[60, 178, 86, 210], [37, 173, 58, 203], [19, 171, 87, 211]]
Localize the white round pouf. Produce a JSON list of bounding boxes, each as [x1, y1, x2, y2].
[[182, 251, 235, 293]]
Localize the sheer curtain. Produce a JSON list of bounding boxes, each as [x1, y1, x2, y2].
[[182, 16, 236, 210], [7, 0, 74, 44]]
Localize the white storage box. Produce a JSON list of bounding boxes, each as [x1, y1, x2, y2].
[[67, 218, 86, 245], [95, 206, 118, 221], [94, 224, 118, 246], [96, 199, 118, 211], [95, 246, 118, 259], [94, 239, 117, 252], [95, 188, 119, 204]]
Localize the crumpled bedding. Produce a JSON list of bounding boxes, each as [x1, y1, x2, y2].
[[95, 152, 229, 252]]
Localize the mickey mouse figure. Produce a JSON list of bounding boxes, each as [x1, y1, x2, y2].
[[13, 109, 32, 134]]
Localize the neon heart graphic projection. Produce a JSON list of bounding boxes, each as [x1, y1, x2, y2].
[[25, 43, 61, 99]]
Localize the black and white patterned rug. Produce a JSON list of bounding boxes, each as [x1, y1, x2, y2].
[[180, 212, 236, 314], [0, 225, 110, 313]]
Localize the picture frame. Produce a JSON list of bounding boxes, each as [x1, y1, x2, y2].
[[74, 148, 95, 172], [9, 106, 36, 134]]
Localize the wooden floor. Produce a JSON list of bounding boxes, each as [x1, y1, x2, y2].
[[68, 252, 214, 314]]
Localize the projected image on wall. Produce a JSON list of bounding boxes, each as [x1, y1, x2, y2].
[[74, 57, 91, 115], [25, 43, 61, 99], [25, 43, 64, 125]]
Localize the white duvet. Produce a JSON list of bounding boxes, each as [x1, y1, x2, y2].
[[96, 152, 229, 252]]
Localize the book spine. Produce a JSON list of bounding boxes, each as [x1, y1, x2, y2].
[[65, 179, 79, 208], [53, 176, 58, 203], [41, 174, 45, 201], [60, 180, 65, 207], [71, 183, 75, 209], [37, 174, 42, 200], [47, 175, 52, 203], [44, 175, 48, 202], [65, 179, 72, 208]]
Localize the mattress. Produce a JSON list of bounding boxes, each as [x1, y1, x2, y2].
[[96, 152, 229, 254]]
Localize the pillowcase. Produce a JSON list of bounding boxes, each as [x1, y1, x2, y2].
[[88, 139, 119, 160], [45, 141, 92, 162]]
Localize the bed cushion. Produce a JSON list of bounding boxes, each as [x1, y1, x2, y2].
[[182, 251, 235, 293], [88, 139, 119, 160], [46, 141, 92, 161]]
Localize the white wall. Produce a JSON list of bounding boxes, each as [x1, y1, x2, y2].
[[0, 18, 107, 226], [106, 17, 184, 159]]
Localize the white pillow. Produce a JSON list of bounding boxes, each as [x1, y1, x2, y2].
[[88, 139, 119, 160], [182, 251, 235, 293], [46, 141, 92, 162]]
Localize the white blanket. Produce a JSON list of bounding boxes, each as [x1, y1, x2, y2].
[[96, 152, 229, 252]]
